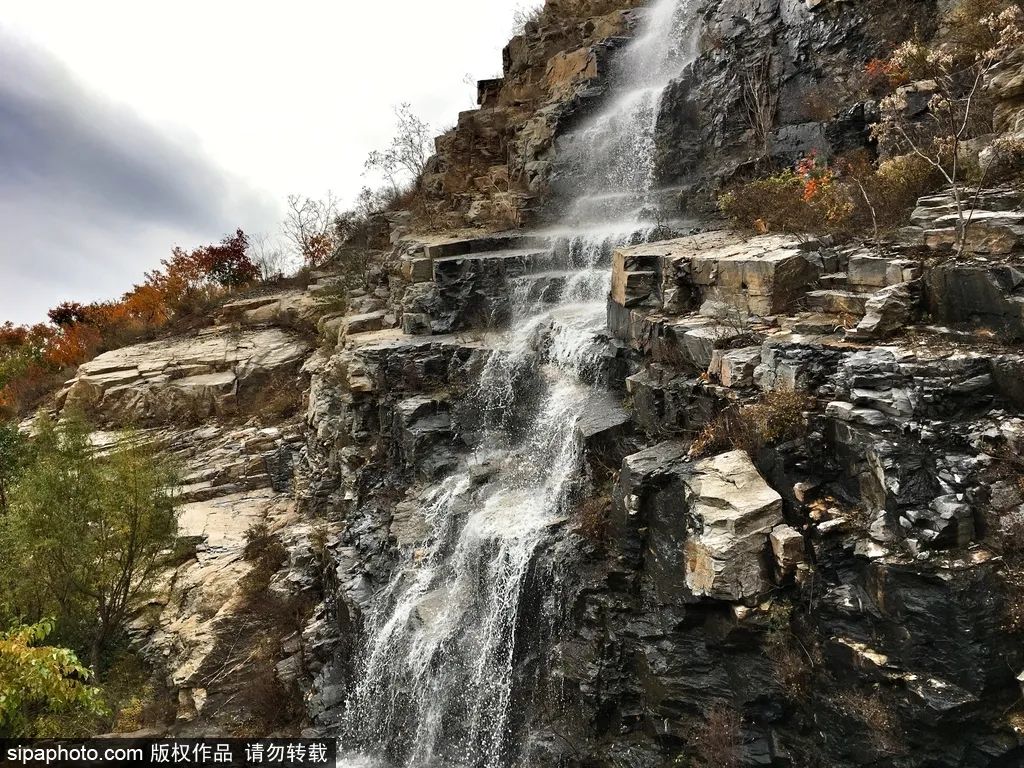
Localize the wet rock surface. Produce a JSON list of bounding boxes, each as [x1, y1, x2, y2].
[[294, 204, 1024, 766]]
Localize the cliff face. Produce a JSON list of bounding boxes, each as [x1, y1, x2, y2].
[[655, 0, 941, 210], [54, 0, 1024, 765]]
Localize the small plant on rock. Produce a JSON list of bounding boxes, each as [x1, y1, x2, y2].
[[872, 3, 1024, 255], [691, 390, 815, 458], [689, 704, 743, 768]]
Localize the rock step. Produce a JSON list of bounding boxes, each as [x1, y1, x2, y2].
[[806, 290, 870, 316], [432, 248, 569, 281], [789, 313, 851, 335], [423, 233, 551, 260], [912, 188, 1022, 226], [848, 253, 922, 290], [819, 272, 849, 289]]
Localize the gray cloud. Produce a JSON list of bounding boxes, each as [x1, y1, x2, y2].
[[0, 32, 281, 324]]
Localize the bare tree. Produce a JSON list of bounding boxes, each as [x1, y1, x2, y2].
[[283, 193, 340, 268], [874, 7, 1024, 256], [364, 103, 433, 193], [511, 2, 544, 36], [742, 55, 780, 159], [877, 49, 990, 255], [249, 232, 292, 281]]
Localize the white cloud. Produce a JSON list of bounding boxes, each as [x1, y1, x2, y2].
[[0, 0, 522, 323]]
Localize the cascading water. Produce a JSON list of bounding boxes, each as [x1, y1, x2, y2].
[[339, 2, 697, 766], [556, 0, 698, 226]]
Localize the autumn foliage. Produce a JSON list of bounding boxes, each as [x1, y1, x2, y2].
[[719, 150, 941, 238], [1, 230, 259, 416]]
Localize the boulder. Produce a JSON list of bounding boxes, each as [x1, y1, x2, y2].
[[848, 281, 919, 341], [770, 524, 805, 578], [925, 262, 1024, 340], [614, 444, 783, 603], [610, 232, 821, 322], [682, 451, 785, 600], [61, 328, 310, 425]]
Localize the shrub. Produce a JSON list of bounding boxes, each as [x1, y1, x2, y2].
[[869, 154, 944, 221], [983, 137, 1024, 184], [575, 494, 611, 544], [945, 0, 1024, 57], [1, 415, 179, 670], [869, 1, 1023, 254], [243, 521, 275, 561], [720, 152, 943, 240], [691, 390, 815, 458], [236, 373, 305, 425], [0, 422, 25, 513], [511, 2, 543, 35], [1, 230, 259, 415], [0, 619, 106, 737], [719, 158, 855, 237], [689, 704, 742, 768], [835, 689, 903, 753], [241, 521, 288, 596]]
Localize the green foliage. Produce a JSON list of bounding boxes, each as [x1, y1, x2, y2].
[[0, 619, 106, 736], [0, 421, 26, 513], [718, 166, 854, 238], [0, 413, 178, 669]]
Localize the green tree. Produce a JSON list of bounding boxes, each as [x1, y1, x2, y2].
[[0, 422, 25, 513], [0, 618, 106, 736], [2, 414, 178, 670]]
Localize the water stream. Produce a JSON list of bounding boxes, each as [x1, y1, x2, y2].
[[339, 2, 697, 765]]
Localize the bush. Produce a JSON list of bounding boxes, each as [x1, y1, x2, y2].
[[0, 619, 106, 737], [945, 0, 1024, 57], [720, 151, 944, 239], [1, 230, 260, 416], [2, 416, 179, 670], [834, 689, 903, 753], [688, 704, 742, 768], [236, 373, 305, 425], [983, 137, 1024, 184], [575, 494, 611, 544], [241, 521, 288, 596], [868, 154, 944, 224], [691, 390, 815, 458], [719, 161, 855, 238]]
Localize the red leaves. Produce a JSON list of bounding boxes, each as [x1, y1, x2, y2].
[[865, 57, 910, 88], [2, 230, 258, 414]]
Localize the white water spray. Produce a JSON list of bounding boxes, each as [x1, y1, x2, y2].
[[339, 2, 697, 766]]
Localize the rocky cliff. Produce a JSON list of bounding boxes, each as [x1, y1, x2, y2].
[[50, 0, 1024, 765]]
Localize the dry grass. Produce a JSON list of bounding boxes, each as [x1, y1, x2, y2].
[[835, 690, 904, 754], [575, 494, 611, 545], [689, 704, 743, 768], [197, 521, 315, 735], [236, 372, 305, 425], [691, 390, 815, 458]]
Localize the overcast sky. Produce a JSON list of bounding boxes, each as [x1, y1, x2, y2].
[[0, 0, 527, 324]]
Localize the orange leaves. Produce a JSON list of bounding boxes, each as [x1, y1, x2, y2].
[[864, 57, 910, 89], [1, 229, 258, 415], [44, 323, 102, 370], [146, 229, 257, 312], [795, 151, 837, 206], [120, 285, 171, 328], [302, 233, 335, 269]]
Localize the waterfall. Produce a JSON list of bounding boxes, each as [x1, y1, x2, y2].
[[339, 2, 697, 765]]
